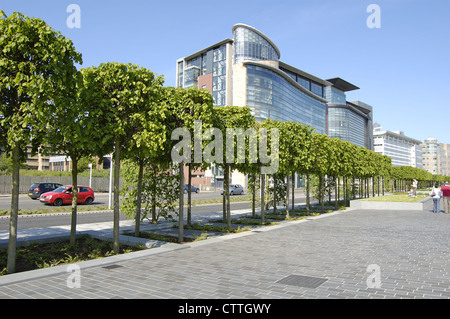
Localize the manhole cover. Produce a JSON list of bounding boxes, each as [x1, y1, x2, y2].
[[276, 274, 327, 288], [102, 264, 124, 270]]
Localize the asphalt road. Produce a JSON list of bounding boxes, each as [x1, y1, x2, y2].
[[0, 190, 306, 231], [0, 191, 225, 211]]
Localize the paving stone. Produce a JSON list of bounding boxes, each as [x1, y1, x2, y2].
[[0, 208, 449, 299]]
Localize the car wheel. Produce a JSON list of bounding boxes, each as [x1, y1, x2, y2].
[[53, 198, 63, 207], [195, 188, 199, 193], [240, 190, 244, 195], [230, 191, 234, 195], [184, 189, 187, 194], [85, 197, 93, 205]]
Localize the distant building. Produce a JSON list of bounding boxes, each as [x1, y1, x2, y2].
[[25, 146, 50, 171], [49, 155, 108, 171], [421, 137, 450, 176], [373, 123, 423, 168]]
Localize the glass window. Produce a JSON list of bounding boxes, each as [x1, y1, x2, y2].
[[297, 76, 310, 91], [177, 61, 184, 88], [310, 82, 323, 98], [184, 67, 200, 88], [324, 86, 346, 104], [187, 56, 201, 69], [234, 26, 279, 63], [246, 65, 327, 134], [328, 107, 366, 148], [212, 45, 227, 106]]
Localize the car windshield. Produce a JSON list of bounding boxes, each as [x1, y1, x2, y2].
[[52, 186, 70, 193]]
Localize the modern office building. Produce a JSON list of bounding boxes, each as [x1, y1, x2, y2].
[[325, 78, 374, 150], [373, 123, 423, 168], [421, 137, 450, 176], [176, 23, 374, 188]]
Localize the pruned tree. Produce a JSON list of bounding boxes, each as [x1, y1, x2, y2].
[[0, 11, 81, 273], [166, 87, 215, 242], [82, 62, 163, 253], [213, 106, 255, 230]]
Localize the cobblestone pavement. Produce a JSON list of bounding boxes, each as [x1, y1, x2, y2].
[[0, 208, 449, 299]]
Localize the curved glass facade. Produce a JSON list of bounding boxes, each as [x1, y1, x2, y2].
[[328, 107, 366, 147], [233, 25, 280, 63], [246, 64, 327, 134]]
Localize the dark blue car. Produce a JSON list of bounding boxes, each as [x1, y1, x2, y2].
[[184, 184, 200, 193]]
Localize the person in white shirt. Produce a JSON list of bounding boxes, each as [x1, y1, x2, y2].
[[430, 183, 441, 213]]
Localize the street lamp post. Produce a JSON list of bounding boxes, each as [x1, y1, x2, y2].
[[88, 163, 92, 188]]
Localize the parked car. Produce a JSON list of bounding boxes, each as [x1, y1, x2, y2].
[[28, 182, 62, 199], [220, 184, 244, 195], [183, 184, 200, 193], [39, 185, 95, 206]]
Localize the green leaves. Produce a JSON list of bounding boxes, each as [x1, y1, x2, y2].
[[0, 10, 83, 273], [0, 11, 82, 153]]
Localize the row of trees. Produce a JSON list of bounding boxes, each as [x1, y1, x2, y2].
[[0, 11, 170, 273], [2, 12, 449, 274]]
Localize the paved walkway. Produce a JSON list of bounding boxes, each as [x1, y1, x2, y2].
[[0, 204, 449, 299]]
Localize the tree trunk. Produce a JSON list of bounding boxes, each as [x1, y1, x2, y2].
[[273, 173, 277, 214], [70, 157, 78, 245], [335, 176, 338, 209], [178, 162, 184, 243], [285, 173, 290, 219], [222, 167, 226, 222], [151, 191, 156, 223], [225, 165, 231, 230], [305, 172, 310, 214], [260, 174, 265, 223], [336, 177, 341, 208], [328, 176, 332, 204], [187, 164, 192, 227], [343, 177, 347, 204], [251, 175, 256, 218], [222, 191, 226, 222], [113, 139, 121, 254], [135, 160, 144, 236], [319, 175, 324, 213], [291, 172, 295, 212], [377, 176, 380, 197], [7, 144, 20, 274], [150, 165, 157, 223]]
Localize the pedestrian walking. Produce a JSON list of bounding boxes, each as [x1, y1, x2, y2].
[[441, 181, 450, 214], [430, 183, 441, 213]]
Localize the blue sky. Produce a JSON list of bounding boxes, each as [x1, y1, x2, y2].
[[2, 0, 449, 143]]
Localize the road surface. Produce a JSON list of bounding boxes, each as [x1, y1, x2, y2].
[[0, 190, 306, 231]]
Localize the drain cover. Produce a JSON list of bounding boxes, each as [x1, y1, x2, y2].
[[276, 274, 327, 288], [102, 264, 124, 270]]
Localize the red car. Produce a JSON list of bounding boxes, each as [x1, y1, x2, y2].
[[40, 185, 95, 206]]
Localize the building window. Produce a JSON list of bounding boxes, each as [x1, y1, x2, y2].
[[233, 26, 279, 63], [246, 64, 327, 133], [212, 45, 227, 106]]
